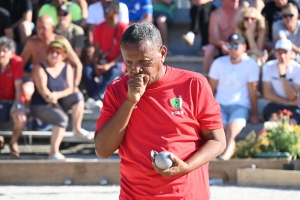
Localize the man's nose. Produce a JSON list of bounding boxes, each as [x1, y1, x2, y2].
[[132, 65, 143, 74]]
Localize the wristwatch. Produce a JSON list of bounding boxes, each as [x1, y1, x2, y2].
[[280, 74, 286, 78], [16, 104, 22, 109]]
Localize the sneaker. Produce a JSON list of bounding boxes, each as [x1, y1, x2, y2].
[[36, 121, 53, 131], [85, 98, 96, 110], [25, 118, 38, 131], [182, 32, 195, 46], [74, 128, 94, 140], [94, 100, 103, 110]]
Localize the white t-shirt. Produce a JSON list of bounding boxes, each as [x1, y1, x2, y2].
[[262, 59, 300, 99], [87, 2, 129, 25], [208, 55, 260, 108]]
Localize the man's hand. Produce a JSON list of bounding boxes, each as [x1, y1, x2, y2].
[[96, 63, 111, 74], [249, 115, 260, 125], [152, 153, 190, 177], [127, 74, 149, 104], [277, 63, 287, 75]]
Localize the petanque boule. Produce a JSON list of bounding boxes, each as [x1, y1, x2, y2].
[[151, 150, 174, 170]]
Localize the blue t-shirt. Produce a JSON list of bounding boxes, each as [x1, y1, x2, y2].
[[120, 0, 153, 22]]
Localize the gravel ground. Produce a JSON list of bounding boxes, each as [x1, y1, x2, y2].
[[1, 185, 300, 200]]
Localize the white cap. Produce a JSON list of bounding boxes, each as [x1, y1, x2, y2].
[[275, 39, 292, 51]]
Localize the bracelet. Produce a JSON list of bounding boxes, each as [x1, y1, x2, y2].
[[280, 74, 286, 78]]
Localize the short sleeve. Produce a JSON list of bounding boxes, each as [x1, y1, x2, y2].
[[119, 3, 129, 24], [38, 4, 48, 17], [208, 59, 220, 80], [95, 83, 120, 133], [262, 63, 272, 82], [272, 21, 285, 40], [74, 26, 85, 48], [197, 78, 223, 130], [70, 3, 82, 22], [87, 5, 96, 24], [293, 64, 300, 85], [142, 0, 153, 14], [13, 57, 24, 80], [247, 59, 260, 83]]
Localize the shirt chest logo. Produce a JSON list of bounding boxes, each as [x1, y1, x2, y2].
[[170, 98, 184, 116]]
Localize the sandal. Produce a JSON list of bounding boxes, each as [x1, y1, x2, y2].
[[49, 152, 66, 161], [9, 142, 20, 159], [74, 128, 94, 140]]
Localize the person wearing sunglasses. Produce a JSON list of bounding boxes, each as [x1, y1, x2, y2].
[[208, 33, 260, 160], [273, 3, 300, 62], [55, 4, 85, 58]]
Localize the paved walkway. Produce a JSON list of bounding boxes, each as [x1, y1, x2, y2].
[[1, 185, 300, 200]]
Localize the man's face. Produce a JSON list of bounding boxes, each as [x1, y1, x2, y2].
[[274, 0, 288, 7], [282, 7, 298, 28], [227, 42, 246, 60], [36, 20, 54, 40], [121, 40, 167, 85], [275, 49, 291, 63], [0, 45, 13, 68], [103, 3, 114, 19], [58, 10, 71, 26], [53, 0, 66, 7]]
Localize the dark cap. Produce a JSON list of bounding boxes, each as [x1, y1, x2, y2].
[[58, 4, 70, 14], [227, 33, 246, 44]]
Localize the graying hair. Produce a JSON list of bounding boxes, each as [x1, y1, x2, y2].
[[121, 22, 163, 48], [0, 37, 16, 52]]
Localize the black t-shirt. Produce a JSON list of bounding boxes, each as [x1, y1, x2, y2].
[[262, 0, 300, 41], [0, 0, 32, 25], [0, 8, 12, 37]]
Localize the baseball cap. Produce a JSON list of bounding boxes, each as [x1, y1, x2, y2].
[[227, 33, 246, 44], [58, 4, 70, 15], [275, 39, 292, 51], [49, 40, 68, 54]]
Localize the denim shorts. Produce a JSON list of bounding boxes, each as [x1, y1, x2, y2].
[[220, 104, 249, 126]]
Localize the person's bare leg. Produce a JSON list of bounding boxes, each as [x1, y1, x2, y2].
[[49, 126, 65, 158], [156, 16, 168, 47], [220, 121, 245, 160], [203, 44, 219, 75], [71, 101, 84, 134], [10, 111, 26, 158], [19, 21, 32, 46]]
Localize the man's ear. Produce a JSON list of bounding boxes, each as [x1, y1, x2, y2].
[[160, 45, 167, 63]]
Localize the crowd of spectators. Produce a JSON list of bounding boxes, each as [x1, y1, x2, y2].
[[1, 0, 300, 160]]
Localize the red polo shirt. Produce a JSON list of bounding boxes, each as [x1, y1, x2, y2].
[[96, 66, 223, 199], [0, 54, 23, 100]]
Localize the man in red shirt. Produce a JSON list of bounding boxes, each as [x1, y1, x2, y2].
[[95, 22, 226, 199], [83, 0, 128, 110], [0, 37, 27, 158]]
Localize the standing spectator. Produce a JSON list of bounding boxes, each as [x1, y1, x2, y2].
[[31, 40, 94, 160], [236, 7, 266, 65], [273, 2, 300, 61], [21, 16, 83, 90], [0, 8, 13, 39], [208, 33, 260, 160], [0, 37, 27, 159], [182, 0, 217, 56], [152, 0, 176, 54], [87, 0, 129, 45], [262, 0, 300, 45], [203, 0, 241, 74], [95, 22, 226, 199], [119, 0, 153, 25], [262, 39, 300, 124], [39, 0, 82, 26], [56, 4, 85, 58], [0, 0, 33, 46], [83, 0, 128, 110]]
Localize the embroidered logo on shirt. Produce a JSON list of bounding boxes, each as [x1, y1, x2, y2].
[[170, 98, 182, 110]]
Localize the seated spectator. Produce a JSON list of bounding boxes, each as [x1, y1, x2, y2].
[[55, 4, 85, 58], [262, 0, 300, 49], [236, 7, 266, 65], [152, 0, 176, 54], [119, 0, 153, 25], [203, 0, 241, 74], [30, 40, 94, 160], [0, 37, 27, 159], [21, 15, 82, 90], [182, 0, 217, 55], [208, 34, 260, 160], [273, 3, 300, 62], [39, 0, 82, 26], [262, 39, 300, 124], [0, 0, 33, 47], [83, 0, 128, 110], [0, 8, 13, 39], [86, 0, 129, 49]]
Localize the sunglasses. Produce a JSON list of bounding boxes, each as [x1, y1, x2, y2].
[[243, 17, 256, 21], [227, 44, 239, 50], [58, 12, 68, 17], [282, 14, 294, 18], [104, 7, 111, 13]]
